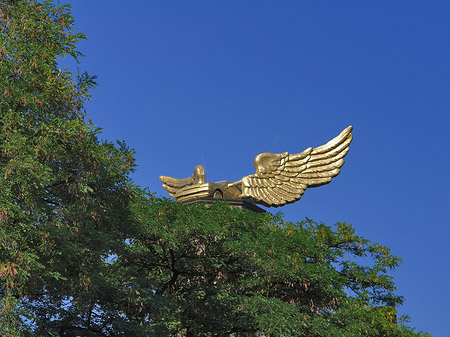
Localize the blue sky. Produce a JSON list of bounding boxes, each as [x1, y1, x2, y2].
[[66, 1, 449, 335]]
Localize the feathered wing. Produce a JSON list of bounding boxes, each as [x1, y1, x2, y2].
[[159, 175, 193, 198], [240, 126, 353, 207]]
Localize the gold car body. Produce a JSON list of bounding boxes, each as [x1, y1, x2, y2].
[[174, 181, 241, 202]]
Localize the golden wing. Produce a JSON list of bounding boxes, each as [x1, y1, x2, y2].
[[159, 175, 193, 198], [239, 126, 353, 207], [160, 165, 206, 199]]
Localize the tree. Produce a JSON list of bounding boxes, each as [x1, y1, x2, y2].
[[114, 194, 430, 337], [0, 1, 431, 336], [0, 1, 135, 335]]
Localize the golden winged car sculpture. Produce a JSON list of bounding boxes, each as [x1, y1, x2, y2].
[[160, 126, 353, 207]]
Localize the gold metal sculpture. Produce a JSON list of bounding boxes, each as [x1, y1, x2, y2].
[[160, 126, 353, 207]]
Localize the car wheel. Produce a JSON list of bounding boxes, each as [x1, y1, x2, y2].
[[212, 189, 223, 199]]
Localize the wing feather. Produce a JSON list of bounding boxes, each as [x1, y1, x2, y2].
[[312, 126, 352, 155], [266, 187, 285, 206], [299, 169, 340, 179], [309, 135, 352, 164], [277, 182, 299, 194], [304, 159, 345, 174], [160, 175, 193, 188], [280, 170, 298, 178], [159, 175, 194, 197], [239, 126, 353, 206], [260, 187, 276, 205]]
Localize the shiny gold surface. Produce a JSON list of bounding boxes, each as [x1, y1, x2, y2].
[[160, 165, 205, 198], [160, 126, 353, 207]]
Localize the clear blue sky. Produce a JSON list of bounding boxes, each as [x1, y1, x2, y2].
[[66, 1, 449, 335]]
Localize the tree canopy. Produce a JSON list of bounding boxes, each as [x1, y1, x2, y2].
[[0, 1, 431, 336], [0, 0, 135, 335]]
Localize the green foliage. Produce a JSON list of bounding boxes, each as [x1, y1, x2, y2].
[[0, 1, 431, 336], [115, 194, 430, 337], [0, 0, 135, 335]]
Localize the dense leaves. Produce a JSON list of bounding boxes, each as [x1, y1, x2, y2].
[[0, 0, 135, 335], [115, 194, 429, 337], [0, 1, 431, 336]]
